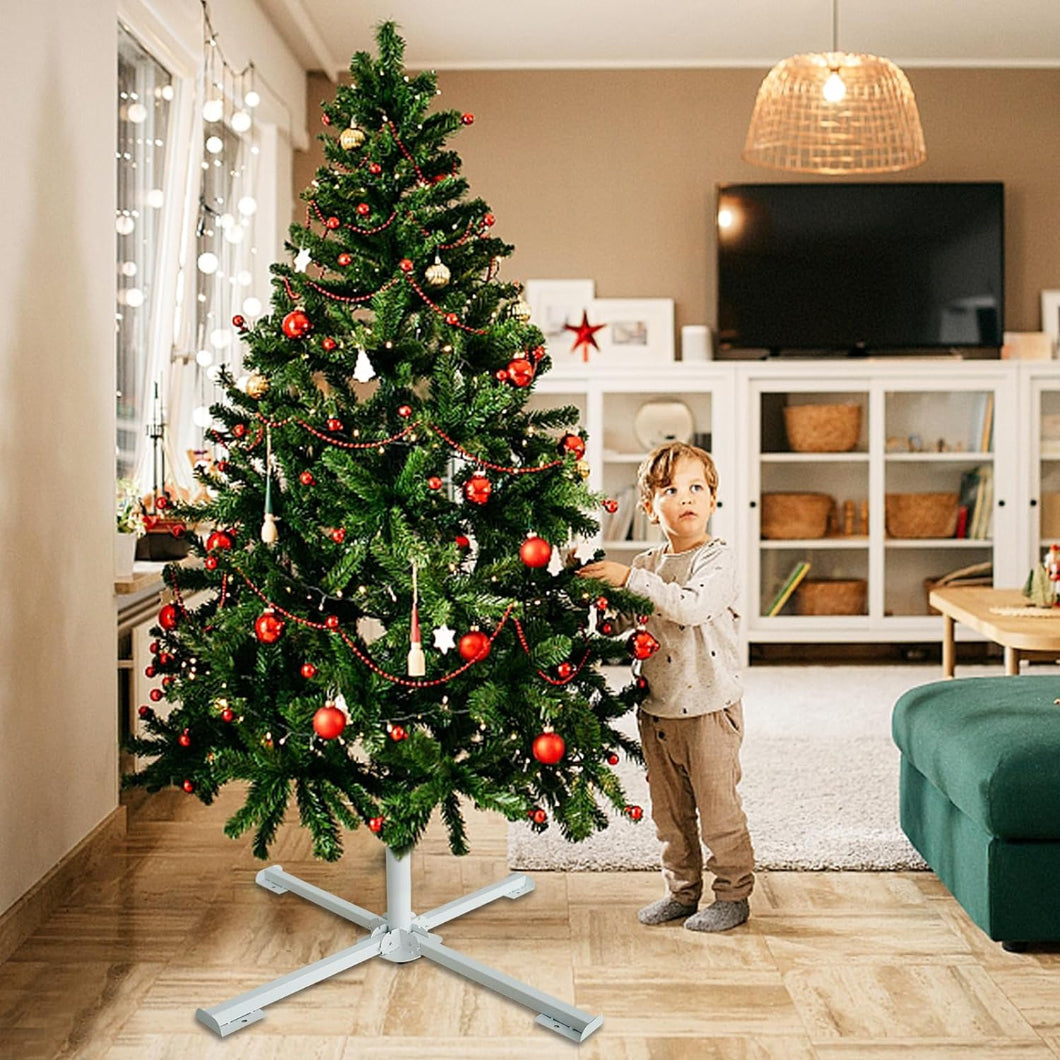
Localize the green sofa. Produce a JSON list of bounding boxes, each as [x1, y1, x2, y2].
[[892, 675, 1060, 950]]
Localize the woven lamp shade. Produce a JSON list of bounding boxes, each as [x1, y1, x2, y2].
[[743, 51, 927, 175]]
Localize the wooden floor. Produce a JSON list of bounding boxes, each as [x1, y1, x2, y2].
[[3, 786, 1060, 1059]]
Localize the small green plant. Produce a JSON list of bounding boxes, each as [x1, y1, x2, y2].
[[116, 478, 146, 535]]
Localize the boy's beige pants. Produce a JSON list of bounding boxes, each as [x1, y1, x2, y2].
[[637, 703, 756, 904]]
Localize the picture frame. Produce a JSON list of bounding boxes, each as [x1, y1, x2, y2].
[[560, 298, 674, 370], [1041, 290, 1060, 354], [523, 278, 595, 345]]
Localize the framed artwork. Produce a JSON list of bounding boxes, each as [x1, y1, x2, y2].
[[523, 279, 595, 345], [549, 298, 674, 370], [1041, 290, 1060, 353]]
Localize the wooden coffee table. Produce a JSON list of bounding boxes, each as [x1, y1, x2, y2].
[[928, 585, 1060, 677]]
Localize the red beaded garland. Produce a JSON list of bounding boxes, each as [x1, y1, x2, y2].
[[254, 611, 285, 644], [532, 731, 566, 765], [463, 475, 491, 505], [458, 630, 491, 662], [282, 309, 312, 338]]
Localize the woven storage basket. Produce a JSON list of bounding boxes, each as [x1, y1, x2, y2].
[[761, 492, 834, 539], [885, 492, 960, 538], [794, 578, 867, 616], [783, 403, 861, 453]]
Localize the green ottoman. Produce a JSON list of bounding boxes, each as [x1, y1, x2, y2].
[[892, 675, 1060, 950]]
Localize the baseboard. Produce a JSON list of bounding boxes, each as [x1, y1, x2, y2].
[[0, 804, 127, 963]]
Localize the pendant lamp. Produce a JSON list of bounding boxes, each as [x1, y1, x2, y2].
[[743, 0, 926, 175]]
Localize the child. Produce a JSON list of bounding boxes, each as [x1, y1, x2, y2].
[[578, 441, 754, 932]]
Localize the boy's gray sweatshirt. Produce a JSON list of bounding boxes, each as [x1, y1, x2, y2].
[[623, 538, 742, 719]]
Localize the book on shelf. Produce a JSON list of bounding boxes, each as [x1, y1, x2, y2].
[[969, 392, 995, 453], [969, 464, 993, 539], [766, 560, 811, 617]]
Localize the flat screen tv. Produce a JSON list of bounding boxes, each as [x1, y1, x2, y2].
[[715, 181, 1004, 356]]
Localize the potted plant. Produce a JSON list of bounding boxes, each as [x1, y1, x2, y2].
[[115, 478, 145, 579]]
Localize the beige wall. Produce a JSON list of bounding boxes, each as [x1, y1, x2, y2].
[[297, 65, 1060, 340], [0, 1, 118, 913]]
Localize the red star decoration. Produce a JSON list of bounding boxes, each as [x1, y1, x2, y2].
[[564, 310, 606, 362]]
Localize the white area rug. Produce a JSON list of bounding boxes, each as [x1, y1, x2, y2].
[[509, 664, 1000, 872]]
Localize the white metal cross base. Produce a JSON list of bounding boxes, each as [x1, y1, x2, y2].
[[194, 848, 603, 1043]]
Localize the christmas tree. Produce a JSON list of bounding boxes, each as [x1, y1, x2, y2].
[[125, 21, 655, 865]]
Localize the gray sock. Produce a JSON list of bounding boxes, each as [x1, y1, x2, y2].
[[637, 895, 698, 925], [683, 898, 749, 933]]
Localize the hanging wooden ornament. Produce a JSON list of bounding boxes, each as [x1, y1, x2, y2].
[[353, 347, 376, 383], [407, 559, 426, 677], [261, 425, 279, 543]]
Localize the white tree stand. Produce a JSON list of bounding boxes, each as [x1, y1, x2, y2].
[[194, 849, 603, 1043]]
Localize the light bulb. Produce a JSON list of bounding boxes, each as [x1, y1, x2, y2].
[[242, 296, 262, 316], [717, 207, 734, 229], [237, 270, 253, 287], [160, 84, 175, 101], [127, 102, 147, 124], [196, 349, 214, 366], [231, 110, 251, 133], [237, 195, 257, 216], [121, 261, 137, 277], [146, 188, 164, 209], [203, 98, 224, 123], [244, 89, 260, 108], [210, 328, 232, 349], [115, 216, 135, 236], [823, 70, 847, 103], [205, 135, 224, 155], [206, 365, 223, 383], [122, 288, 144, 307], [192, 406, 213, 428], [223, 224, 244, 244], [197, 251, 219, 275]]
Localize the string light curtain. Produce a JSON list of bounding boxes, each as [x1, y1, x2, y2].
[[743, 3, 926, 175]]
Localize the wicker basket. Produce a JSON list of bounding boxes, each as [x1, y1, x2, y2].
[[885, 492, 960, 538], [761, 492, 834, 539], [783, 403, 862, 453], [794, 578, 868, 616]]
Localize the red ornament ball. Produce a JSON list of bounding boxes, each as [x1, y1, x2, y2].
[[221, 708, 235, 723], [282, 309, 312, 338], [313, 703, 347, 739], [325, 614, 340, 630], [369, 162, 382, 175], [532, 731, 566, 765], [458, 630, 491, 662], [149, 640, 159, 654], [427, 476, 443, 490], [138, 705, 152, 718], [232, 314, 245, 328], [531, 808, 547, 825], [301, 662, 318, 679], [155, 495, 169, 511], [530, 345, 545, 363], [607, 752, 620, 766], [232, 423, 247, 438], [321, 336, 337, 351], [455, 533, 470, 549], [464, 475, 491, 505], [596, 596, 609, 611], [603, 498, 619, 514], [144, 665, 156, 678], [461, 112, 475, 125], [484, 213, 495, 226], [444, 312, 459, 325], [206, 530, 232, 551], [559, 433, 586, 459], [321, 113, 332, 126], [159, 603, 179, 630], [170, 523, 186, 538], [626, 805, 644, 821], [356, 202, 370, 216], [397, 404, 413, 418], [162, 675, 174, 688], [399, 258, 414, 272], [494, 369, 509, 383], [149, 688, 163, 702], [389, 724, 408, 741], [325, 215, 340, 230], [368, 816, 384, 833], [182, 779, 195, 793], [556, 661, 574, 680], [178, 730, 191, 748], [327, 417, 344, 431], [331, 527, 346, 543], [299, 470, 315, 486], [600, 621, 615, 636], [507, 358, 534, 387], [636, 675, 650, 691], [255, 611, 285, 644], [629, 629, 661, 660], [204, 555, 218, 571], [520, 535, 552, 568], [337, 252, 353, 266], [216, 460, 229, 473]]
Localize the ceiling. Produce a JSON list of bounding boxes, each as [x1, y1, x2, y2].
[[256, 0, 1060, 79]]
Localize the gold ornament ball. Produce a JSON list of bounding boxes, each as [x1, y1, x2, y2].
[[425, 260, 451, 288], [245, 372, 269, 398], [576, 459, 590, 481], [339, 125, 366, 150], [511, 299, 532, 322]]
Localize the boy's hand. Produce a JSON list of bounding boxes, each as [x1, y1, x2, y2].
[[577, 560, 631, 588]]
